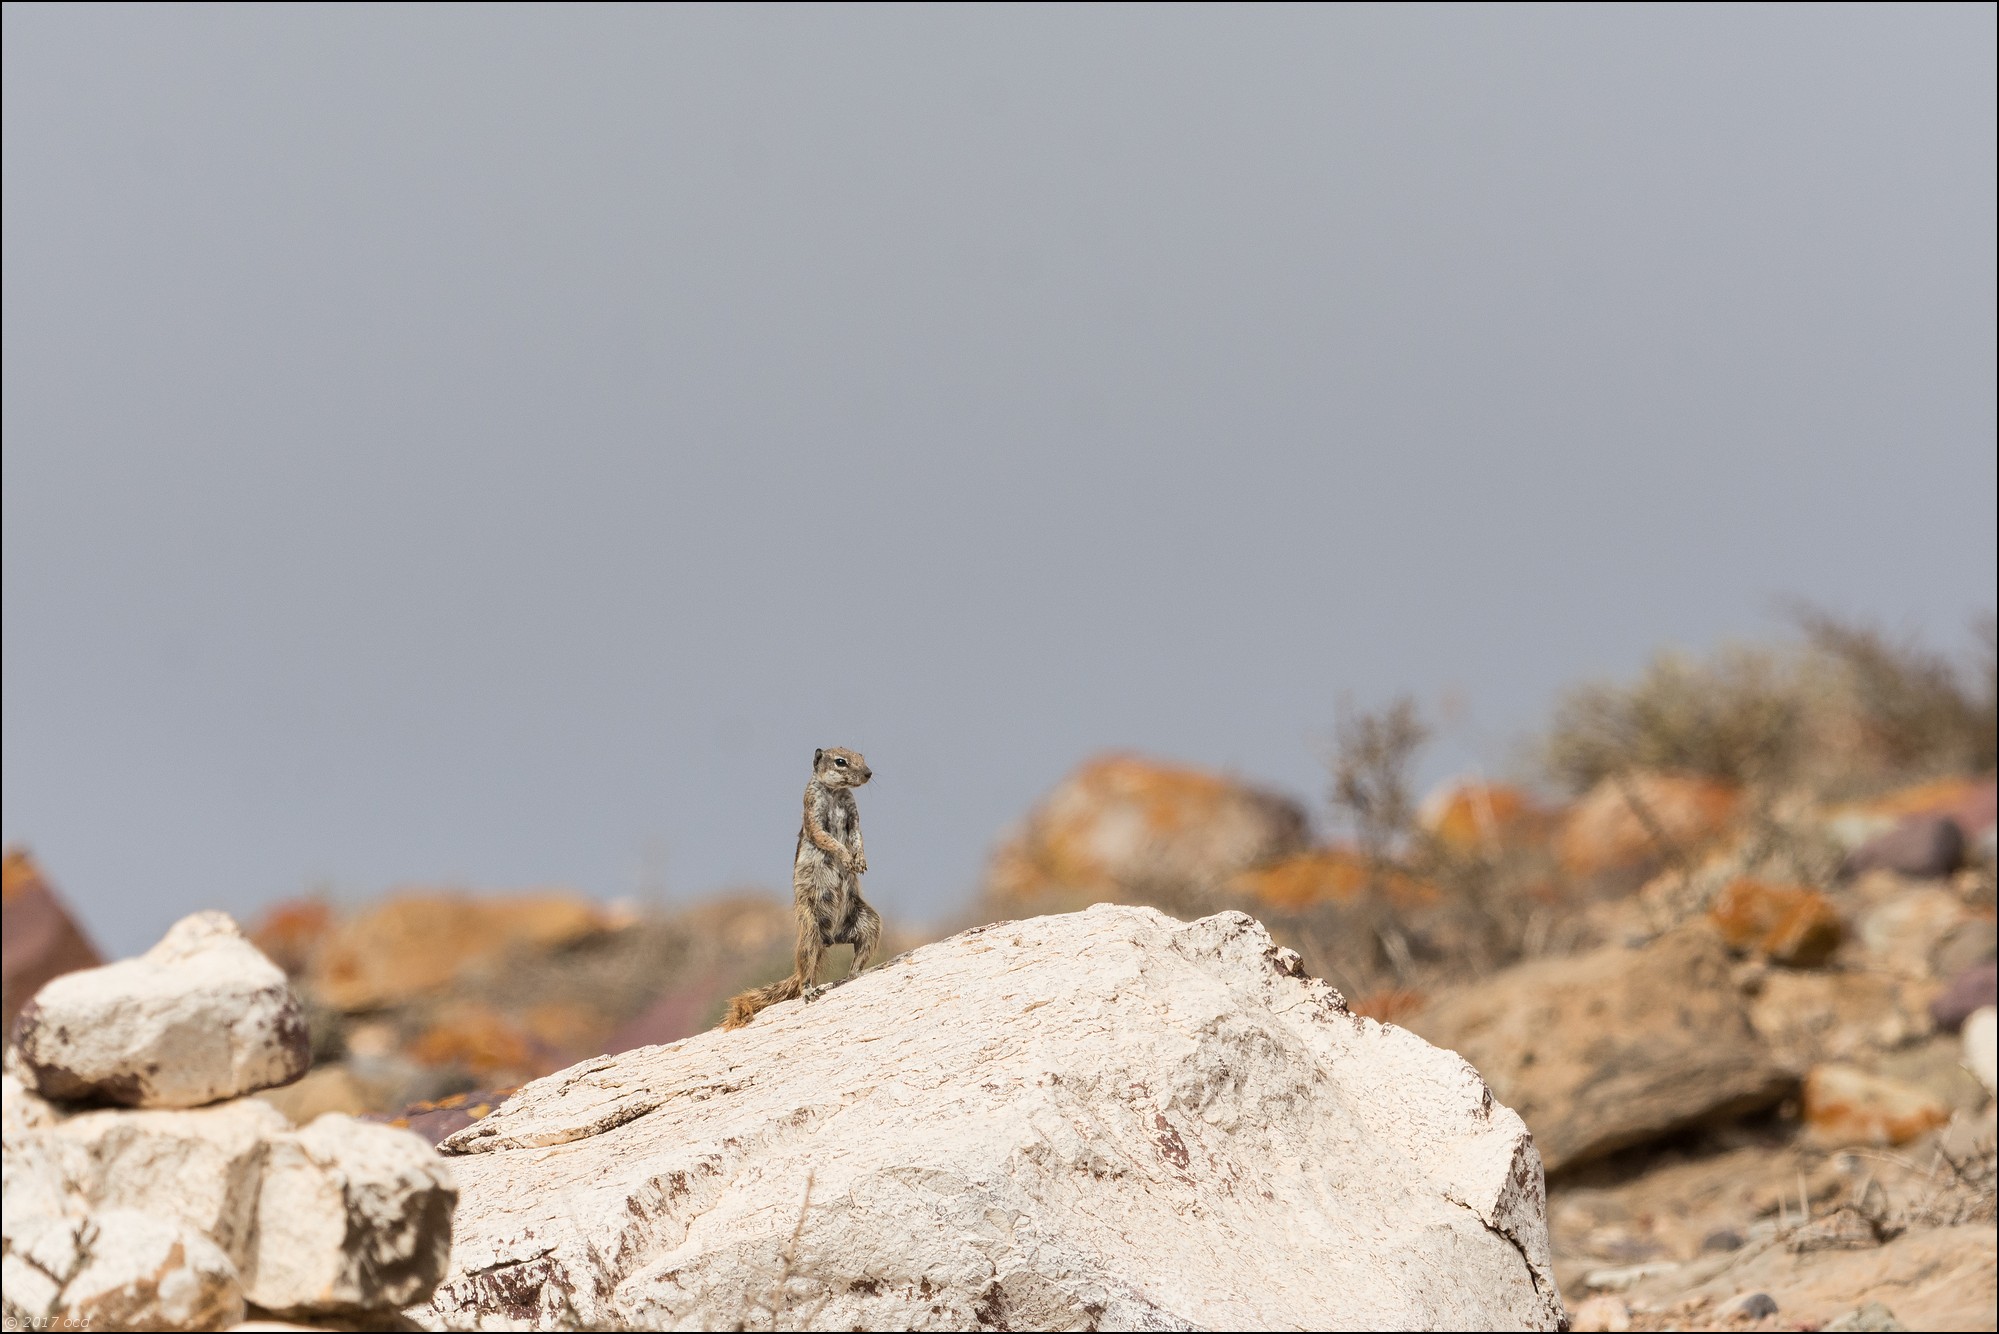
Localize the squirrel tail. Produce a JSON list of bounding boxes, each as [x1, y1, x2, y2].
[[720, 975, 803, 1030]]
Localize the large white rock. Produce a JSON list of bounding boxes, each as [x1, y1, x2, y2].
[[11, 912, 309, 1108], [422, 906, 1566, 1330], [244, 1113, 458, 1317], [52, 1098, 290, 1270]]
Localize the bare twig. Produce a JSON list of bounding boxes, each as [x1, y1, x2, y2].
[[733, 1172, 829, 1332]]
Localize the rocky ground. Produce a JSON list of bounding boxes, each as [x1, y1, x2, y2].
[[979, 755, 1997, 1333], [4, 688, 1995, 1329]]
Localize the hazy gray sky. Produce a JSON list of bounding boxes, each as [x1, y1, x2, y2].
[[5, 5, 1995, 956]]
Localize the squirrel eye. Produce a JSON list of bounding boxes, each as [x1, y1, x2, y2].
[[834, 757, 847, 767]]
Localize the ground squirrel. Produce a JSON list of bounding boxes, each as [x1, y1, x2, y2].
[[722, 747, 882, 1029]]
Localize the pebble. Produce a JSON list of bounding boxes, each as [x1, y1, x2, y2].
[[1823, 1301, 1907, 1332], [1580, 1260, 1681, 1292], [1716, 1290, 1778, 1321], [1569, 1293, 1632, 1332]]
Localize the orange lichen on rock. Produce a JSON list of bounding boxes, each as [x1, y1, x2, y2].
[[308, 891, 614, 1012], [1555, 773, 1742, 878], [985, 753, 1309, 909], [1863, 773, 1997, 826], [2, 846, 103, 1030], [1418, 782, 1552, 855], [248, 898, 335, 976], [1802, 1064, 1951, 1147], [2, 846, 41, 900], [1829, 773, 1998, 847], [374, 1085, 523, 1146], [1229, 849, 1438, 913], [1708, 878, 1845, 966], [406, 1005, 552, 1080]]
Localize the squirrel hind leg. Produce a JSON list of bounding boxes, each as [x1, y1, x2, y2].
[[847, 900, 883, 974]]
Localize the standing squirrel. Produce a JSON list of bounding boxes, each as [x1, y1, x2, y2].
[[722, 747, 882, 1029]]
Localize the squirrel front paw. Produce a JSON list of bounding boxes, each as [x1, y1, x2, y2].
[[851, 855, 868, 876]]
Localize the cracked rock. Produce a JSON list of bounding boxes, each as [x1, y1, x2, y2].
[[50, 1097, 289, 1270], [420, 904, 1565, 1330], [245, 1113, 457, 1317]]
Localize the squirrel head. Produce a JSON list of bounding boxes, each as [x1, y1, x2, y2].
[[813, 747, 872, 788]]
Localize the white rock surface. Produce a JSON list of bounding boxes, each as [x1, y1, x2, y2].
[[2, 1070, 61, 1134], [422, 905, 1566, 1331], [1966, 1006, 1997, 1098], [245, 1113, 458, 1317], [55, 1206, 245, 1332], [2, 1117, 89, 1326], [52, 1098, 290, 1269], [5, 1102, 455, 1327], [11, 912, 310, 1108]]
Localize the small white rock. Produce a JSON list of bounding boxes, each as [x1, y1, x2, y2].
[[1717, 1289, 1779, 1320], [11, 911, 309, 1109], [1580, 1260, 1681, 1292], [1964, 1006, 1997, 1098], [1569, 1293, 1633, 1332]]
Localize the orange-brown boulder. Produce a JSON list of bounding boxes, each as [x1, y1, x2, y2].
[[1555, 774, 1741, 878], [1802, 1064, 1951, 1146], [1227, 848, 1437, 913], [406, 1004, 560, 1081], [1407, 925, 1793, 1172], [2, 847, 102, 1031], [248, 898, 335, 976], [1827, 774, 1998, 855], [1860, 773, 1997, 832], [984, 754, 1309, 911], [307, 891, 614, 1012], [1708, 878, 1845, 966], [1746, 969, 1933, 1071], [1418, 781, 1552, 855]]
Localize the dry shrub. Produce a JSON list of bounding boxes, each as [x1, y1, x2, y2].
[[1302, 698, 1582, 996], [1543, 609, 1997, 797], [1793, 605, 1997, 780], [1545, 646, 1802, 794], [1327, 695, 1428, 862]]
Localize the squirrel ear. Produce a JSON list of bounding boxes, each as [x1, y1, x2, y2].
[[814, 748, 824, 765]]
